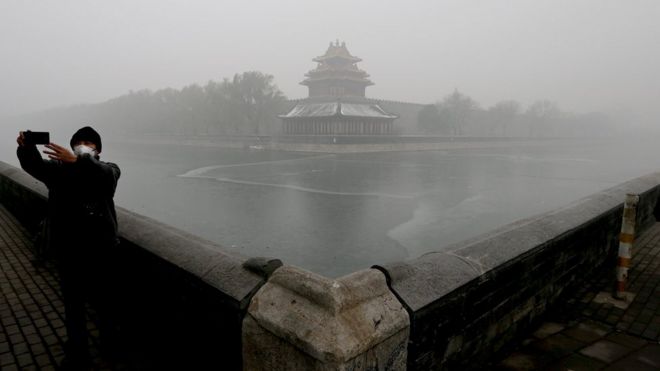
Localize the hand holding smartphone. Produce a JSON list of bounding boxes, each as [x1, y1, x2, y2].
[[23, 131, 50, 145]]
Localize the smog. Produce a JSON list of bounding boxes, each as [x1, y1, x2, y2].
[[2, 0, 659, 276]]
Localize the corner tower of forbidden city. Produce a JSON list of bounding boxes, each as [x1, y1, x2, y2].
[[280, 41, 398, 135]]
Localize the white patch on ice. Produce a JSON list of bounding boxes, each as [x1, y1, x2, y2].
[[179, 174, 414, 199], [178, 154, 415, 199], [178, 154, 335, 177], [387, 193, 490, 249]]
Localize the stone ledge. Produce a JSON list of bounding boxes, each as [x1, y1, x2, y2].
[[0, 160, 280, 368], [243, 265, 409, 370], [0, 160, 273, 307], [383, 172, 660, 313], [377, 171, 660, 369]]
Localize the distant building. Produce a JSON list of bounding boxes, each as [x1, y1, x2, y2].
[[280, 41, 398, 135]]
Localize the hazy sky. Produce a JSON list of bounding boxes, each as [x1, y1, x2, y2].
[[1, 0, 659, 121]]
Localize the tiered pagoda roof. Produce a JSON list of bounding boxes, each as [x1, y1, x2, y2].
[[280, 41, 398, 135], [279, 102, 397, 120], [301, 40, 373, 94]]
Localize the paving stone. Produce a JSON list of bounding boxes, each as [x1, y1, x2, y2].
[[563, 321, 609, 343], [605, 332, 648, 349], [604, 356, 659, 371], [55, 327, 66, 338], [52, 353, 65, 365], [498, 352, 540, 371], [579, 340, 633, 364], [45, 312, 59, 320], [2, 317, 17, 327], [0, 352, 15, 366], [528, 334, 586, 360], [5, 325, 19, 335], [16, 352, 32, 367], [43, 335, 58, 346], [641, 328, 659, 339], [632, 344, 660, 368], [29, 343, 46, 356], [22, 325, 36, 335], [13, 311, 27, 320], [35, 353, 51, 367], [8, 334, 23, 344], [26, 334, 40, 345], [549, 353, 606, 371], [615, 322, 629, 331], [12, 342, 28, 355], [638, 311, 653, 323], [629, 323, 646, 336], [532, 322, 565, 339]]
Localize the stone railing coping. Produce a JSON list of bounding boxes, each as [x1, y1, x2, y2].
[[117, 209, 279, 307], [244, 265, 409, 366], [376, 172, 660, 312], [0, 163, 48, 200]]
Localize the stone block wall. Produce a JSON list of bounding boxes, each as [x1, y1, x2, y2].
[[375, 172, 660, 370]]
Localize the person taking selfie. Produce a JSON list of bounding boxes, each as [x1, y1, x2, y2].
[[17, 126, 121, 370]]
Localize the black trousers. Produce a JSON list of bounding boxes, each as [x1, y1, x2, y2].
[[56, 244, 118, 359]]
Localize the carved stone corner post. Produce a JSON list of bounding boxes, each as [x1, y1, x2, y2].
[[242, 265, 410, 370]]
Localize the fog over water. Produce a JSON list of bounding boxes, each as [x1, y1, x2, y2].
[[2, 1, 660, 277], [5, 138, 657, 277]]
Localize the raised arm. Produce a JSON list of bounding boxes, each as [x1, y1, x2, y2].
[[16, 132, 58, 184], [42, 142, 120, 196]]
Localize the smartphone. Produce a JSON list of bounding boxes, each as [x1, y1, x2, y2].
[[24, 131, 50, 145]]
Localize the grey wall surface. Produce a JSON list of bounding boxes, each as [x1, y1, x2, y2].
[[0, 161, 280, 370], [371, 99, 426, 135], [375, 172, 660, 370]]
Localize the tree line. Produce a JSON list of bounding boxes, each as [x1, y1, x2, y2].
[[14, 72, 618, 138], [106, 71, 288, 136], [16, 71, 289, 137], [416, 89, 618, 137]]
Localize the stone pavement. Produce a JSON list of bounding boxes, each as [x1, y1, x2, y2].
[[0, 204, 127, 370], [495, 222, 660, 370]]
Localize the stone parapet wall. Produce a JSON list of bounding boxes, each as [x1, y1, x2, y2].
[[0, 161, 280, 370], [375, 172, 660, 370]]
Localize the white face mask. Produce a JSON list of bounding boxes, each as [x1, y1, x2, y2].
[[73, 144, 97, 157]]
